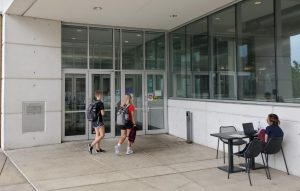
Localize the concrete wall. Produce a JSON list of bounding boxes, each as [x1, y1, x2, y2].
[[1, 14, 61, 150], [168, 99, 300, 176]]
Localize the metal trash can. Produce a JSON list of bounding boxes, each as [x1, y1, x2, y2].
[[186, 111, 193, 144]]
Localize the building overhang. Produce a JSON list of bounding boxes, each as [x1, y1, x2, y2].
[[3, 0, 237, 30]]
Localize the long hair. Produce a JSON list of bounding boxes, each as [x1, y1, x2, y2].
[[268, 113, 280, 125], [129, 93, 135, 107], [121, 94, 131, 107]]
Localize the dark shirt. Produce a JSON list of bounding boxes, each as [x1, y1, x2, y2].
[[95, 101, 104, 122], [265, 124, 283, 140]]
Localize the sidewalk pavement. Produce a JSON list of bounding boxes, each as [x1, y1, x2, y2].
[[0, 151, 34, 191], [2, 134, 300, 191]]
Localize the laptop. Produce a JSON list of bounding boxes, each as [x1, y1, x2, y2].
[[242, 123, 257, 136]]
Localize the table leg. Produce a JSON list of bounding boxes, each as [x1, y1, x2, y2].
[[217, 139, 244, 173], [228, 139, 234, 172]]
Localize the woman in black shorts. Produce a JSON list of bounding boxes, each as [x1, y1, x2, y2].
[[88, 90, 105, 154], [115, 94, 136, 155]]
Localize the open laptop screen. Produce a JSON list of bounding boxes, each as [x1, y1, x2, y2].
[[242, 123, 256, 135]]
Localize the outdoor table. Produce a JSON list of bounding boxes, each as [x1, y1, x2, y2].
[[211, 131, 247, 173], [211, 131, 265, 173]]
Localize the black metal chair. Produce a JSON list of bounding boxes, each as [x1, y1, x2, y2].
[[216, 126, 247, 163], [232, 139, 266, 186], [261, 137, 289, 180]]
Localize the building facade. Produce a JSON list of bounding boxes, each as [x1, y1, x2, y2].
[[1, 0, 300, 176]]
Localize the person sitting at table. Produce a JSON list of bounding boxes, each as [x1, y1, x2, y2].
[[235, 113, 284, 154]]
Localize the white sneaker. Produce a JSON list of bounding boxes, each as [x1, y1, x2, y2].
[[114, 145, 120, 155], [126, 147, 134, 155]]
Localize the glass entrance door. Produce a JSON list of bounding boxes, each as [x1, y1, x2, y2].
[[121, 72, 144, 135], [121, 71, 166, 135], [63, 72, 88, 141], [145, 72, 166, 134], [89, 72, 114, 138]]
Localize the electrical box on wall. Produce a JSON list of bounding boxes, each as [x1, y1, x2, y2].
[[22, 102, 45, 133]]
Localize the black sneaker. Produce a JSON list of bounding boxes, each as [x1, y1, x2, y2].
[[96, 148, 106, 153], [88, 144, 93, 154]]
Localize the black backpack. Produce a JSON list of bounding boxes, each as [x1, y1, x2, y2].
[[87, 101, 100, 122]]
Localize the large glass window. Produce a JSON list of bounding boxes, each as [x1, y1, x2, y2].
[[277, 0, 300, 103], [170, 27, 187, 98], [211, 7, 236, 99], [237, 0, 275, 101], [62, 25, 88, 69], [145, 32, 165, 70], [122, 30, 143, 69], [89, 28, 113, 69], [115, 29, 121, 70], [186, 18, 209, 99]]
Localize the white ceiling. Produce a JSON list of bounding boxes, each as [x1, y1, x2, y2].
[[6, 0, 237, 30]]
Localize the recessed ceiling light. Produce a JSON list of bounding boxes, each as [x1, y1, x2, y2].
[[215, 17, 221, 20], [254, 1, 262, 5], [71, 37, 77, 40], [124, 40, 129, 43], [93, 6, 103, 10], [77, 29, 82, 32], [169, 14, 178, 18], [136, 34, 142, 37]]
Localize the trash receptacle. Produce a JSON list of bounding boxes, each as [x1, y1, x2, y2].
[[186, 111, 193, 143]]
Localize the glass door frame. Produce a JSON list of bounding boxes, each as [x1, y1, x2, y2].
[[121, 71, 145, 135], [62, 70, 89, 141], [145, 71, 168, 134], [121, 70, 167, 135], [88, 70, 115, 139]]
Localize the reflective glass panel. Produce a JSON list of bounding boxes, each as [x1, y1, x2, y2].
[[211, 7, 236, 99], [237, 0, 275, 101], [147, 74, 164, 130], [170, 27, 187, 98], [64, 74, 86, 136], [115, 29, 121, 70], [145, 32, 165, 69], [277, 0, 300, 103], [62, 25, 88, 69], [89, 28, 113, 69], [186, 18, 209, 98], [122, 30, 143, 69]]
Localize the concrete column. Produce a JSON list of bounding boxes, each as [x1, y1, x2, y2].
[[1, 14, 62, 149]]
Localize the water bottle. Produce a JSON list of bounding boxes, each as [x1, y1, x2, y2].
[[257, 121, 261, 132]]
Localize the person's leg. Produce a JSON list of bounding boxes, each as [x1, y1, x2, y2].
[[91, 128, 100, 150], [126, 128, 133, 154], [115, 129, 127, 154], [118, 129, 127, 145], [96, 125, 105, 152]]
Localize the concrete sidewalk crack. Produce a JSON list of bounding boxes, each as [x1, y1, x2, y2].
[[0, 156, 7, 175]]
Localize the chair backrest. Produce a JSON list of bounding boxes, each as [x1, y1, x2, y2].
[[219, 126, 237, 133], [264, 137, 283, 154], [219, 126, 237, 143], [244, 139, 263, 158]]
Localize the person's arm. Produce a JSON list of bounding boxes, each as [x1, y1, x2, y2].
[[101, 109, 105, 116], [264, 134, 268, 143], [265, 127, 270, 143], [131, 110, 136, 126], [100, 102, 105, 116]]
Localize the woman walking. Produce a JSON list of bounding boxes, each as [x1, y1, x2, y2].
[[88, 90, 106, 154], [115, 94, 136, 155]]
